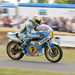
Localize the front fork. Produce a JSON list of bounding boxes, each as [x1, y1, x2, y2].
[[47, 40, 54, 53], [49, 40, 54, 48]]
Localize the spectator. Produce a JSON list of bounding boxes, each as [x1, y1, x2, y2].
[[51, 17, 59, 31], [57, 17, 66, 32], [2, 15, 12, 27], [65, 18, 72, 32], [71, 17, 75, 32], [0, 18, 3, 27], [41, 16, 49, 24]]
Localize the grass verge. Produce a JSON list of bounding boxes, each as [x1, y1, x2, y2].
[[0, 68, 75, 75]]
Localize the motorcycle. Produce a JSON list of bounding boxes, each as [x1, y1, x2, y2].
[[6, 28, 63, 63]]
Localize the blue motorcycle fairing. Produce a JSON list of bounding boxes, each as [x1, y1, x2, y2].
[[31, 32, 49, 41], [22, 31, 50, 55], [42, 41, 54, 48], [23, 41, 54, 55], [23, 45, 43, 55], [23, 43, 49, 55], [23, 47, 28, 54]]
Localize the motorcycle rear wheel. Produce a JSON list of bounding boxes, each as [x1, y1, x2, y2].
[[7, 41, 24, 60]]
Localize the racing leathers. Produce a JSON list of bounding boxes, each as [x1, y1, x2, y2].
[[20, 19, 38, 47]]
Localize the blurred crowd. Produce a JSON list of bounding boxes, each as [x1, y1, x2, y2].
[[0, 15, 75, 33], [0, 15, 27, 28], [41, 16, 75, 33]]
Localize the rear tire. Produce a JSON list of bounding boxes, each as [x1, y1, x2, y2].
[[7, 41, 24, 60], [44, 44, 63, 63]]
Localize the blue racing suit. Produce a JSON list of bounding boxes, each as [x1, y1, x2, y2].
[[20, 19, 36, 47]]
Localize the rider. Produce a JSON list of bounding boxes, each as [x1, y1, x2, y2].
[[20, 16, 41, 47]]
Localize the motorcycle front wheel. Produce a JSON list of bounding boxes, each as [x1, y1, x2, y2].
[[7, 41, 24, 60], [44, 44, 63, 63]]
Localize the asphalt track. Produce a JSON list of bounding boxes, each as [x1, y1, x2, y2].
[[0, 58, 75, 73]]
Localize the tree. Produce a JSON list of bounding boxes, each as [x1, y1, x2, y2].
[[68, 0, 75, 4], [30, 0, 48, 3], [38, 0, 48, 3], [55, 0, 68, 4], [55, 0, 75, 4]]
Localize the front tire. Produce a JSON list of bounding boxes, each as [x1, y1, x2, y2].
[[44, 44, 63, 63], [7, 41, 24, 60]]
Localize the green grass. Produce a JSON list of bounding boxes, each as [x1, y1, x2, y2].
[[63, 48, 75, 63], [0, 68, 74, 75]]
